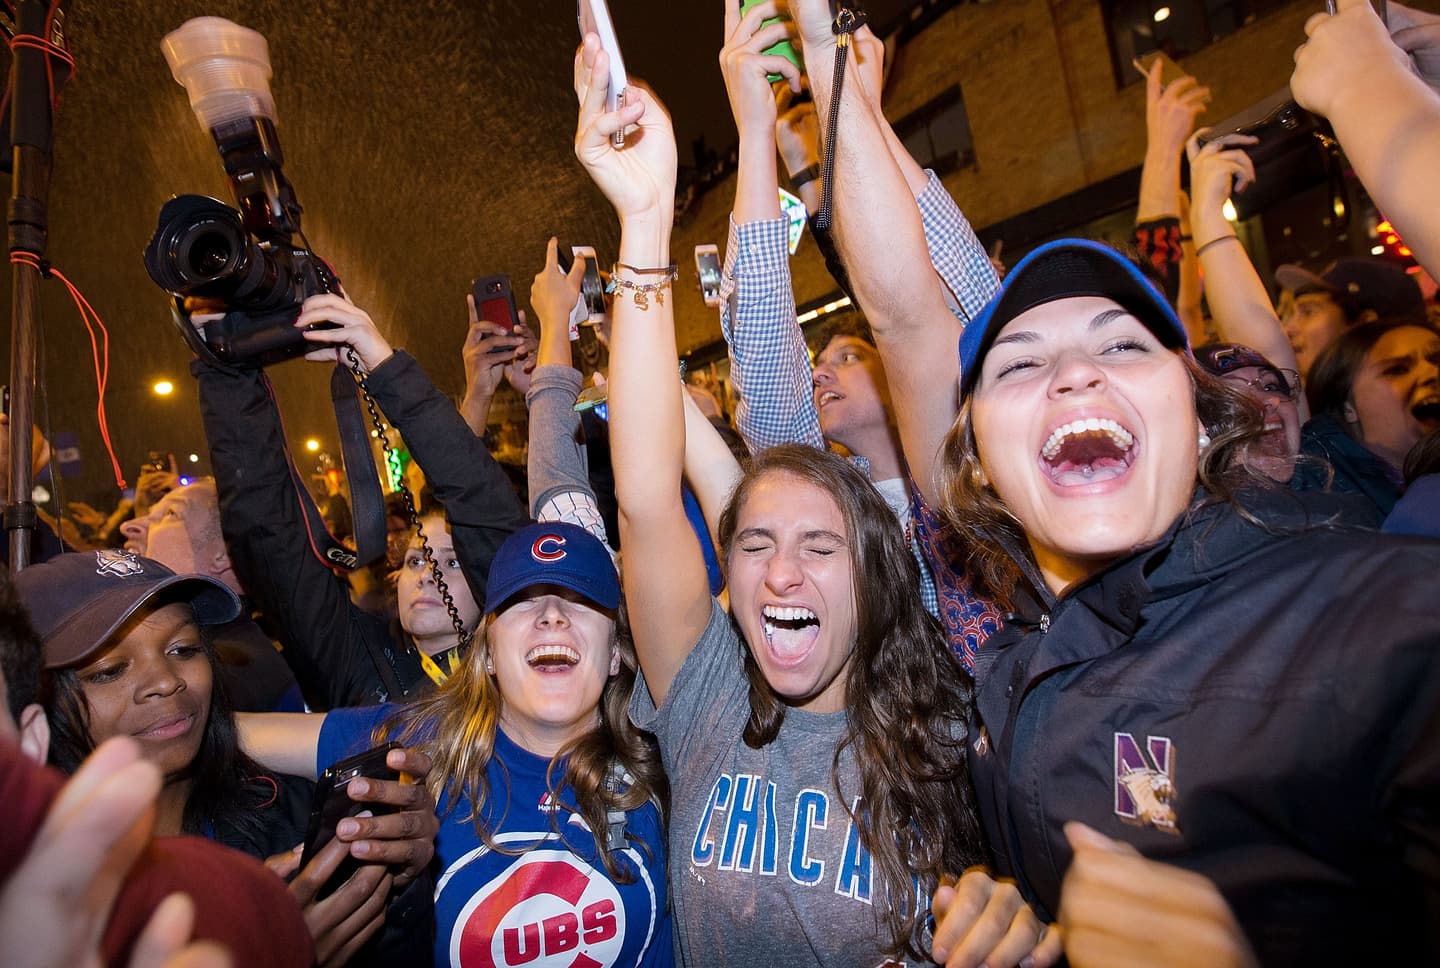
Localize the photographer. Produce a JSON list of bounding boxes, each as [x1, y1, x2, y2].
[[194, 293, 527, 710]]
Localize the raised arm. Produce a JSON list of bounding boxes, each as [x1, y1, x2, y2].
[[194, 359, 391, 709], [295, 294, 529, 606], [573, 37, 711, 706], [525, 237, 613, 544], [1294, 0, 1440, 276], [793, 2, 964, 500], [717, 2, 824, 453], [682, 388, 743, 551], [1186, 134, 1309, 415]]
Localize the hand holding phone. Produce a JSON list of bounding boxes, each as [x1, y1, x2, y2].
[[739, 0, 803, 83], [695, 244, 722, 308], [300, 743, 400, 899], [577, 0, 630, 147]]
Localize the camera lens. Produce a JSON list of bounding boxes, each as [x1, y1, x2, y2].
[[186, 229, 234, 277], [487, 282, 501, 293], [144, 194, 296, 313]]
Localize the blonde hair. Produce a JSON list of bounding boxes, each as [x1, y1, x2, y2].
[[377, 599, 666, 881]]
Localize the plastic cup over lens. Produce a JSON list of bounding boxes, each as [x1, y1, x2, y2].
[[161, 17, 276, 130]]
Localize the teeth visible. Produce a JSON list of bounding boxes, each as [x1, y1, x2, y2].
[[525, 644, 579, 666], [817, 391, 841, 405], [1040, 418, 1135, 460], [762, 605, 818, 622]]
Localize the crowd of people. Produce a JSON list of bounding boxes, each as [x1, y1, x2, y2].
[[4, 0, 1440, 965]]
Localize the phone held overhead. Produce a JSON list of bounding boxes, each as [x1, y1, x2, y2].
[[577, 0, 630, 147]]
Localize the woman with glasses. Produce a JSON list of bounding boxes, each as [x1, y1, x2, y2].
[[1194, 343, 1303, 484]]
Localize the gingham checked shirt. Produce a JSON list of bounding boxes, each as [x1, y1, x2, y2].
[[718, 171, 1002, 671]]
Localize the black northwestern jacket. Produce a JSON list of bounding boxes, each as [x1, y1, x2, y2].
[[196, 351, 527, 709], [969, 488, 1440, 965]]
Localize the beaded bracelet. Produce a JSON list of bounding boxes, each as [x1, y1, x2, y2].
[[607, 262, 679, 310]]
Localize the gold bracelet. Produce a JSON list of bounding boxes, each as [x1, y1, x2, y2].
[[607, 263, 679, 310], [1195, 235, 1239, 257]]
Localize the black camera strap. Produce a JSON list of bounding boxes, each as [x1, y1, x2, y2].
[[262, 364, 386, 572], [342, 347, 473, 659], [813, 4, 868, 233]]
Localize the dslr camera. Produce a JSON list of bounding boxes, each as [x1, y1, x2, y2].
[[143, 18, 337, 369]]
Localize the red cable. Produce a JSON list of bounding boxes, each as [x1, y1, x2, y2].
[[10, 252, 127, 490]]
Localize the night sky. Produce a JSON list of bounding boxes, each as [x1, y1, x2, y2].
[[0, 0, 913, 508]]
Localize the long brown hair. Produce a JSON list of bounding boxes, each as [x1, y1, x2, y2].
[[379, 598, 666, 882], [936, 355, 1272, 607], [716, 445, 983, 961]]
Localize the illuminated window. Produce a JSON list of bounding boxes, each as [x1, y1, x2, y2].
[[1102, 0, 1290, 87]]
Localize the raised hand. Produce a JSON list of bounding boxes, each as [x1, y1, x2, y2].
[[295, 294, 394, 373], [530, 238, 587, 371], [1292, 0, 1412, 118], [1185, 130, 1258, 238], [721, 0, 802, 142], [573, 35, 677, 226], [1141, 60, 1211, 158]]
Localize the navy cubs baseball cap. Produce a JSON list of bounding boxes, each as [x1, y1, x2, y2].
[[959, 239, 1188, 400], [484, 521, 619, 613], [1194, 342, 1292, 392], [12, 550, 241, 669]]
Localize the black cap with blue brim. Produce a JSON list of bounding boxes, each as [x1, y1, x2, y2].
[[959, 239, 1189, 401]]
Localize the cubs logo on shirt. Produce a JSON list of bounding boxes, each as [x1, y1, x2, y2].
[[438, 832, 660, 968], [531, 535, 568, 563]]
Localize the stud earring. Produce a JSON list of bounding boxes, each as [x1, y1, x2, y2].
[[485, 658, 495, 675], [1198, 432, 1212, 453]]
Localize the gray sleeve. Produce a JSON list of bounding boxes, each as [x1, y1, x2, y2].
[[524, 364, 592, 516], [629, 600, 748, 773]]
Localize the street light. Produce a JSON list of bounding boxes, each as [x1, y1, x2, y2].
[[153, 380, 174, 396]]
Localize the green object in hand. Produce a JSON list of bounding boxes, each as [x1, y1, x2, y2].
[[739, 0, 803, 82]]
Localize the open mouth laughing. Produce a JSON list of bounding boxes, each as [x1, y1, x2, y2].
[[1039, 417, 1137, 486], [525, 644, 580, 672], [761, 604, 820, 662]]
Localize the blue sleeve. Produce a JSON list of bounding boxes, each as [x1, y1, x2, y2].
[[316, 703, 398, 776], [632, 801, 674, 967]]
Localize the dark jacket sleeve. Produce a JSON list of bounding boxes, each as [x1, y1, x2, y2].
[[193, 360, 400, 709], [362, 351, 528, 608]]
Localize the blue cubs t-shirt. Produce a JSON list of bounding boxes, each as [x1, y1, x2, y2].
[[319, 705, 672, 968]]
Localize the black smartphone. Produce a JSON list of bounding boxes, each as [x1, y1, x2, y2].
[[300, 742, 401, 898], [556, 240, 575, 275], [472, 274, 523, 353], [143, 451, 168, 473]]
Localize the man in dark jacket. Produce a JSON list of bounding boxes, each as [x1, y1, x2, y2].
[[194, 295, 528, 709]]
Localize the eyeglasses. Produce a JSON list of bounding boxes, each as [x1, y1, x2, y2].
[[1221, 370, 1301, 401]]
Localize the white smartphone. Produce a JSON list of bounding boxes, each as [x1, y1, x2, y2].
[[695, 244, 722, 308], [577, 0, 630, 147]]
